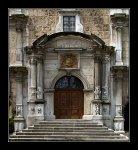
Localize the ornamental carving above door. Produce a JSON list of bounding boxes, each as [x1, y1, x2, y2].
[[60, 53, 78, 68]]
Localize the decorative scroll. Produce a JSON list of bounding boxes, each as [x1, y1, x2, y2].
[[60, 53, 78, 68]]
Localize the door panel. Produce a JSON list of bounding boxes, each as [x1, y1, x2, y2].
[[54, 89, 83, 119]]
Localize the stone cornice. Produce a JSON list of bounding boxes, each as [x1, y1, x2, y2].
[[24, 46, 45, 55], [93, 46, 115, 55], [9, 66, 28, 74], [111, 65, 129, 72], [103, 46, 115, 54], [111, 13, 129, 28], [10, 14, 29, 30], [111, 65, 129, 78]]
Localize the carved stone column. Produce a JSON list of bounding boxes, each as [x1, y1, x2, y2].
[[14, 74, 24, 132], [101, 55, 111, 126], [115, 26, 123, 65], [92, 55, 103, 125], [111, 13, 127, 66], [112, 66, 126, 133], [30, 56, 37, 100], [37, 56, 43, 100], [27, 55, 37, 127], [11, 14, 28, 66], [16, 27, 23, 65]]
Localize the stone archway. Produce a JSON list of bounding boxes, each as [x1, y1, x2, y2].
[[54, 76, 84, 119]]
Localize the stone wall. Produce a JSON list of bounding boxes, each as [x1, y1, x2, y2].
[[27, 8, 110, 45]]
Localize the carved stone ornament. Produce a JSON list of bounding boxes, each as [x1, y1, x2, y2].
[[94, 86, 101, 100], [102, 86, 108, 99], [95, 103, 100, 115], [102, 55, 110, 63], [16, 105, 22, 116], [30, 56, 37, 64], [37, 105, 42, 114], [60, 53, 78, 69]]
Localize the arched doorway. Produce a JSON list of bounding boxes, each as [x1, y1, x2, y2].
[[54, 76, 84, 119]]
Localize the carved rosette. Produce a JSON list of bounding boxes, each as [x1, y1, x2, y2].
[[94, 86, 101, 100]]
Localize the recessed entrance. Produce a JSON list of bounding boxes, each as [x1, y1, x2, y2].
[[54, 76, 84, 119]]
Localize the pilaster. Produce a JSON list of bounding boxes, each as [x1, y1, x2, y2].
[[111, 66, 128, 133]]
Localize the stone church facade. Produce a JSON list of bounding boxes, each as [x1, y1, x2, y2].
[[9, 8, 129, 133]]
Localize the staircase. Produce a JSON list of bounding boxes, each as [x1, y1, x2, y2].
[[9, 119, 129, 142]]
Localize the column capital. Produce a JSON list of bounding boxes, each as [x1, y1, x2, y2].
[[94, 55, 102, 63], [11, 14, 28, 31], [37, 55, 43, 63], [102, 55, 110, 63], [29, 56, 37, 65], [111, 13, 128, 29]]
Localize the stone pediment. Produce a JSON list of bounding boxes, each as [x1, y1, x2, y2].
[[25, 32, 114, 55], [33, 32, 105, 50]]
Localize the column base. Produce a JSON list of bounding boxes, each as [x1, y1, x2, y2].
[[114, 116, 124, 133], [91, 115, 103, 125], [27, 115, 35, 127], [115, 62, 123, 66], [82, 115, 93, 120], [14, 117, 24, 132], [83, 115, 103, 125], [45, 115, 55, 120], [35, 115, 44, 123]]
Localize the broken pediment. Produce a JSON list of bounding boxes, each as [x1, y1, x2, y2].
[[33, 32, 105, 50]]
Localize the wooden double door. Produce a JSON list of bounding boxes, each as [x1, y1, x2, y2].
[[54, 89, 84, 119]]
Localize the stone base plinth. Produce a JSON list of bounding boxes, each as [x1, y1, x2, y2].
[[45, 115, 55, 120], [114, 116, 125, 133], [14, 117, 24, 132]]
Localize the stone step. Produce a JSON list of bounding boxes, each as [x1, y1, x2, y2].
[[10, 134, 127, 139], [16, 131, 120, 136], [9, 137, 128, 142], [9, 119, 129, 142], [34, 124, 103, 127], [22, 129, 113, 132], [39, 121, 98, 124], [29, 126, 108, 130]]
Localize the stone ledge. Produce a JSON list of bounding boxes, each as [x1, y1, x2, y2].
[[9, 66, 28, 74]]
